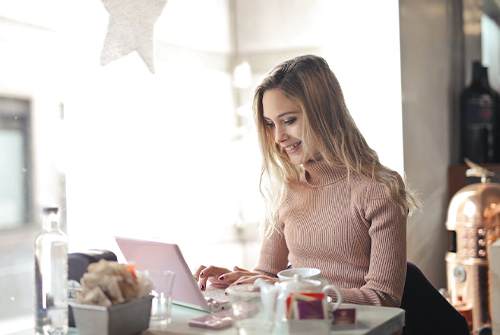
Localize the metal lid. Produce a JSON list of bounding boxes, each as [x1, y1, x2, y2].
[[447, 160, 500, 227], [42, 206, 59, 215]]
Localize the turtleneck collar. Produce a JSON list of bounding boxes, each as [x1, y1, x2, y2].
[[302, 159, 348, 187]]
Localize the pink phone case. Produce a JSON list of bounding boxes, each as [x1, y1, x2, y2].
[[188, 310, 233, 330]]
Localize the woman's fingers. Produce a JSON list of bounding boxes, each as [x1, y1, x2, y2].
[[200, 265, 231, 279], [194, 265, 231, 291], [193, 265, 209, 291], [230, 274, 279, 286], [193, 265, 271, 291], [192, 265, 207, 281], [232, 275, 258, 285], [218, 270, 259, 283], [208, 282, 230, 289]]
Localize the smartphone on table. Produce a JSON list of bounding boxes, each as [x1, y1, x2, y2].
[[188, 310, 233, 330]]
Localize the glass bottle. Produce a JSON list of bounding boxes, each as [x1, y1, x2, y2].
[[460, 61, 500, 163], [35, 207, 68, 335]]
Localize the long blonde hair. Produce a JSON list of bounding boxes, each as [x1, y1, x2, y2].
[[253, 55, 419, 236]]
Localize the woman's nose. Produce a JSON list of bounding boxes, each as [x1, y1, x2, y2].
[[274, 125, 287, 143]]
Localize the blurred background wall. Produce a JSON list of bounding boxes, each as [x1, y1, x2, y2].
[[399, 0, 464, 288]]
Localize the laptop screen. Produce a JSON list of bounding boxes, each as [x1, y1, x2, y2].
[[114, 236, 210, 311]]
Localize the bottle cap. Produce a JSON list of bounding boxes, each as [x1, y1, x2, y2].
[[43, 207, 59, 215]]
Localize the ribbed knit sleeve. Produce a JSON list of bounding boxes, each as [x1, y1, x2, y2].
[[336, 178, 407, 307], [253, 221, 289, 277]]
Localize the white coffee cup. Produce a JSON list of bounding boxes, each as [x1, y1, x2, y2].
[[278, 268, 322, 282]]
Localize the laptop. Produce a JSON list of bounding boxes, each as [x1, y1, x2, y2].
[[114, 236, 230, 312]]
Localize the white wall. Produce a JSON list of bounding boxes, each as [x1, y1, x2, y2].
[[59, 0, 248, 270], [236, 0, 404, 176], [399, 0, 461, 287], [321, 1, 404, 175]]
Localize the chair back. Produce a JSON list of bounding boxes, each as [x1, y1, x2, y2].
[[401, 261, 470, 335]]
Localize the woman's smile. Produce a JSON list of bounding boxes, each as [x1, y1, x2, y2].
[[283, 141, 302, 154]]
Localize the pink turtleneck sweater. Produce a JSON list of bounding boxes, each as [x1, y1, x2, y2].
[[253, 160, 407, 307]]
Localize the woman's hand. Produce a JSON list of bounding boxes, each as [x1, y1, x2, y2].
[[228, 270, 279, 287], [193, 265, 277, 290], [210, 265, 279, 287], [193, 265, 231, 291]]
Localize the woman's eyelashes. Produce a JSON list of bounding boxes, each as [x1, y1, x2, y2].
[[265, 118, 297, 127]]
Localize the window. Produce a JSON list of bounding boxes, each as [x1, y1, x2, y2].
[[0, 97, 32, 228]]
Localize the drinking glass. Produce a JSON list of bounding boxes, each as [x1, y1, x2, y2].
[[226, 284, 275, 335], [148, 270, 175, 324]]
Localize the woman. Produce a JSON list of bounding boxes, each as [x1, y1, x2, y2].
[[194, 54, 419, 307]]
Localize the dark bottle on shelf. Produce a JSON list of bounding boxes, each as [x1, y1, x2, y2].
[[460, 61, 500, 163]]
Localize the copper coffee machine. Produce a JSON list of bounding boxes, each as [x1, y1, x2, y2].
[[446, 160, 500, 333]]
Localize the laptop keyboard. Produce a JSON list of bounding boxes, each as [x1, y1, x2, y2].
[[203, 286, 230, 303]]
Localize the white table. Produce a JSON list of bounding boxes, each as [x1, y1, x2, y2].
[[68, 303, 404, 335]]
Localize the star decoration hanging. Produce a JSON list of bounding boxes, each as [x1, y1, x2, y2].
[[100, 0, 168, 74]]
